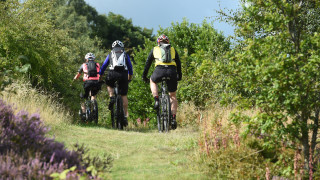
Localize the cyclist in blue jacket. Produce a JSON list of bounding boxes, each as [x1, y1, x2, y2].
[[99, 40, 133, 126]]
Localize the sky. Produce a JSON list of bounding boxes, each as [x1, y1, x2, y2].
[[84, 0, 241, 37]]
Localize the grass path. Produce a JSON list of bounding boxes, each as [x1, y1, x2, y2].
[[50, 124, 208, 180]]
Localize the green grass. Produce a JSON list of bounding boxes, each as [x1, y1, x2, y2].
[[50, 124, 208, 180]]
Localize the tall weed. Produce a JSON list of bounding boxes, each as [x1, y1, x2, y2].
[[196, 104, 268, 179], [0, 80, 72, 126]]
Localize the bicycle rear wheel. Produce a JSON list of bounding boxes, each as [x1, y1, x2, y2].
[[115, 95, 124, 130], [92, 99, 98, 124], [157, 98, 163, 132], [85, 100, 91, 122], [110, 104, 115, 128], [162, 94, 171, 132]]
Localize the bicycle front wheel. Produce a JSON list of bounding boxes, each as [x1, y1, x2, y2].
[[115, 95, 124, 130]]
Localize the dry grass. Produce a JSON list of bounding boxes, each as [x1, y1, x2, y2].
[[188, 104, 269, 179], [0, 80, 72, 126]]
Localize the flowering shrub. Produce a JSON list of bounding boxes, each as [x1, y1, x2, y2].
[[0, 99, 112, 179]]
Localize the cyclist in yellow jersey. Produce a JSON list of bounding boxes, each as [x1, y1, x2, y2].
[[142, 34, 182, 129]]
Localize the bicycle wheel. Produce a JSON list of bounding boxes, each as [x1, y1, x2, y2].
[[85, 100, 91, 122], [115, 95, 124, 130], [162, 94, 170, 132], [92, 99, 98, 124], [110, 103, 116, 128]]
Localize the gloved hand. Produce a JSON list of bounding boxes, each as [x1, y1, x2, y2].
[[177, 73, 182, 81], [142, 76, 149, 83]]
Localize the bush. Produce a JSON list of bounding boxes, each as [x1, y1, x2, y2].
[[0, 99, 112, 179]]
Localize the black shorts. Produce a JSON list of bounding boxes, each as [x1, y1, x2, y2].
[[151, 65, 177, 92], [105, 70, 128, 95], [83, 80, 101, 99]]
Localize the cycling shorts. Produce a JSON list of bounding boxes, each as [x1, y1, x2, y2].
[[105, 70, 129, 95], [83, 80, 101, 99], [151, 65, 177, 92]]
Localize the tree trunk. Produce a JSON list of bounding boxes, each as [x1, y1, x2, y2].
[[300, 115, 310, 172]]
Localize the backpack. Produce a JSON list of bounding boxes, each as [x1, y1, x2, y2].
[[86, 60, 97, 77], [110, 47, 127, 71], [159, 44, 172, 63]]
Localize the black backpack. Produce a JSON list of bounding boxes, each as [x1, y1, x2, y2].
[[87, 61, 97, 77]]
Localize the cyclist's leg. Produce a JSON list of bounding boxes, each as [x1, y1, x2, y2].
[[167, 66, 178, 129], [107, 86, 114, 97], [119, 71, 129, 126], [82, 81, 91, 113], [106, 72, 117, 109], [151, 67, 165, 109], [150, 79, 159, 97], [121, 95, 128, 126], [169, 91, 178, 115]]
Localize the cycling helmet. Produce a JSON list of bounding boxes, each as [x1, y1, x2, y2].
[[112, 40, 124, 48], [85, 52, 95, 61], [157, 34, 169, 46]]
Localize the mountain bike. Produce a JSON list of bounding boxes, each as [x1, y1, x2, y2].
[[79, 91, 98, 124], [77, 81, 103, 124], [157, 77, 172, 133], [110, 80, 125, 130]]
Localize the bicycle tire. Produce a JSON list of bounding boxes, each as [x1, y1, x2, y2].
[[115, 95, 124, 130], [162, 94, 170, 132], [110, 104, 116, 128], [92, 99, 98, 124]]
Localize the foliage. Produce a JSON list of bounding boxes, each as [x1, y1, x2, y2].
[[216, 0, 320, 176], [128, 38, 157, 123], [0, 98, 112, 179]]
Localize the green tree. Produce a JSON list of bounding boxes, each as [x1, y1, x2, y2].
[[217, 0, 320, 175]]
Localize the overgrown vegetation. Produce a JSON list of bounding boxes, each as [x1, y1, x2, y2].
[[0, 98, 112, 179]]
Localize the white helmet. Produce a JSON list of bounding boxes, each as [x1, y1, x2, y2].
[[85, 52, 95, 61], [112, 40, 124, 48]]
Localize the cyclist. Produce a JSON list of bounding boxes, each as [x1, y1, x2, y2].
[[73, 52, 101, 119], [142, 34, 182, 129], [99, 40, 133, 126]]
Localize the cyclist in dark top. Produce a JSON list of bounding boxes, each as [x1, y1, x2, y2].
[[142, 34, 182, 129], [99, 40, 133, 126], [73, 52, 101, 118]]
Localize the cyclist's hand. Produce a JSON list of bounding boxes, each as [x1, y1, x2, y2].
[[177, 73, 182, 81], [128, 74, 133, 81], [142, 76, 149, 83]]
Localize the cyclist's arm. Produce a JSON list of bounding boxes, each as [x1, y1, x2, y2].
[[175, 49, 182, 79], [142, 48, 155, 77], [126, 54, 133, 75], [74, 64, 83, 80], [99, 54, 110, 76]]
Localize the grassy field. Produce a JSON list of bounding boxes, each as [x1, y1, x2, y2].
[[50, 124, 208, 180]]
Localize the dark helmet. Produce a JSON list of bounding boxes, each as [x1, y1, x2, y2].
[[157, 34, 169, 46], [112, 40, 124, 48]]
